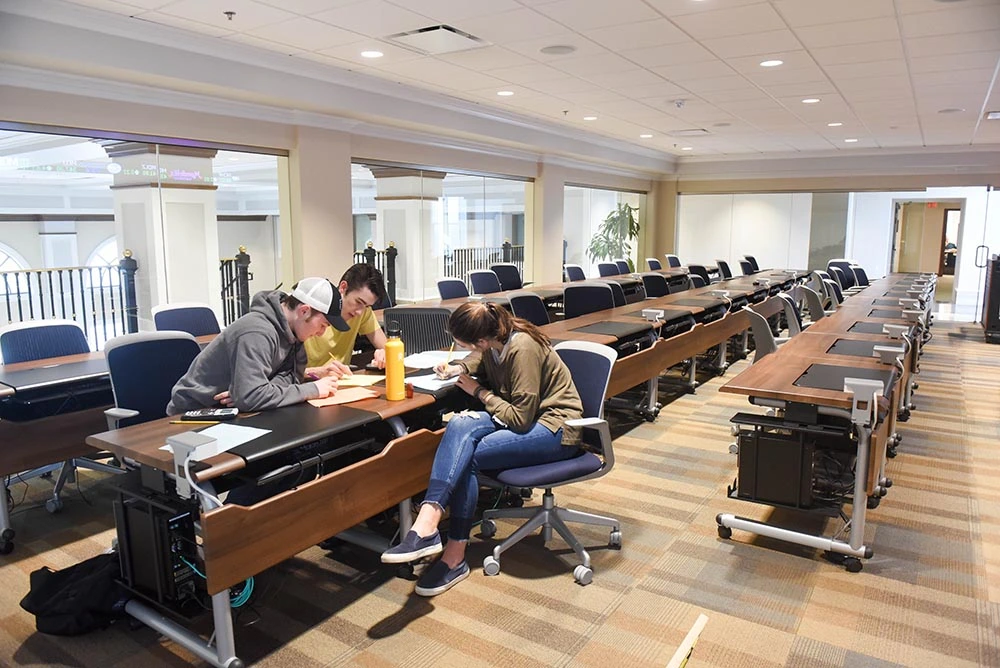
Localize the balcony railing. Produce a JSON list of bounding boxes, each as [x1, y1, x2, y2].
[[444, 241, 524, 288], [354, 242, 398, 306]]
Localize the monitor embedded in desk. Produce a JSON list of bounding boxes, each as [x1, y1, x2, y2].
[[826, 339, 881, 358], [792, 364, 896, 394]]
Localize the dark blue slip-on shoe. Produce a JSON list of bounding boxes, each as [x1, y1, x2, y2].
[[414, 559, 470, 597], [380, 530, 442, 564]]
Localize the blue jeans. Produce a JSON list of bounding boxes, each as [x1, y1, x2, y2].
[[424, 411, 578, 540]]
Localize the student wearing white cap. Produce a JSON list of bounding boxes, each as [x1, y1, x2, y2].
[[166, 277, 349, 415]]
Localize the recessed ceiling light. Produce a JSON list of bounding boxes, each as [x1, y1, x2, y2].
[[987, 111, 1000, 120], [361, 50, 384, 58], [802, 98, 821, 104], [760, 59, 783, 67], [681, 147, 693, 151], [496, 90, 514, 96], [583, 115, 598, 121], [827, 122, 843, 127], [639, 133, 653, 138], [844, 138, 859, 143], [540, 44, 576, 55], [938, 107, 965, 114]]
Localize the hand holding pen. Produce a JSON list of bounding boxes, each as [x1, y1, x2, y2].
[[434, 342, 462, 379]]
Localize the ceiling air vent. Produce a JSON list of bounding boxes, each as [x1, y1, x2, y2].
[[667, 129, 711, 137], [387, 25, 487, 55]]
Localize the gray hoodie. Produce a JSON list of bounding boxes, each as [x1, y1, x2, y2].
[[166, 290, 321, 415]]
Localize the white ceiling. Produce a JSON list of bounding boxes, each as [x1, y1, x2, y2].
[[21, 0, 1000, 158]]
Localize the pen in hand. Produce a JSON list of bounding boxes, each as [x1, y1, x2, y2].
[[437, 342, 456, 379]]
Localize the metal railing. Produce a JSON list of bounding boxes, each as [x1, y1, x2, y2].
[[445, 241, 524, 286], [220, 247, 252, 326], [0, 253, 139, 351], [354, 242, 398, 306]]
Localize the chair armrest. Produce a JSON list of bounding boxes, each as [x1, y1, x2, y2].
[[105, 407, 139, 431], [565, 417, 606, 428], [565, 417, 614, 467]]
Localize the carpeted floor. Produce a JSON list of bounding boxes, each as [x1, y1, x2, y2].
[[2, 321, 999, 667]]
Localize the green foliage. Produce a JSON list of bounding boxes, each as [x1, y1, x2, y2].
[[586, 203, 640, 272]]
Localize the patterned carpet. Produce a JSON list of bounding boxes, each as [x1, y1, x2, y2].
[[2, 321, 999, 667]]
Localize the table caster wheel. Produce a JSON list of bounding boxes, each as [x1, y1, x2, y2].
[[867, 496, 881, 509], [480, 519, 496, 539], [483, 556, 500, 576], [608, 529, 622, 549], [844, 557, 863, 573], [1, 528, 13, 542], [717, 525, 732, 539], [728, 443, 739, 454], [45, 498, 63, 514], [573, 565, 593, 585], [0, 540, 12, 555]]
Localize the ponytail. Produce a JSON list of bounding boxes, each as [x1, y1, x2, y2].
[[449, 301, 550, 349]]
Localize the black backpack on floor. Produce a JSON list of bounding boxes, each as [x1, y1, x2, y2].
[[19, 552, 128, 636]]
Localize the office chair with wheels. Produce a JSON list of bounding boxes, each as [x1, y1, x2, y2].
[[382, 308, 452, 354], [664, 254, 682, 268], [688, 274, 707, 289], [0, 320, 122, 515], [828, 266, 849, 291], [614, 260, 630, 275], [823, 279, 844, 306], [743, 306, 789, 364], [104, 331, 202, 430], [640, 272, 669, 298], [851, 265, 870, 287], [777, 292, 804, 336], [646, 258, 662, 271], [687, 264, 714, 285], [480, 340, 620, 585], [739, 260, 755, 276], [563, 264, 587, 282], [469, 270, 503, 295], [800, 286, 832, 323], [827, 259, 857, 289], [716, 260, 734, 280], [490, 264, 523, 292], [744, 255, 761, 272], [606, 281, 627, 307], [564, 282, 614, 319], [597, 262, 620, 277], [508, 291, 549, 326], [151, 303, 221, 337], [437, 278, 469, 300]]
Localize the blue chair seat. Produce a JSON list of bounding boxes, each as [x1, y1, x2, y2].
[[488, 452, 602, 488]]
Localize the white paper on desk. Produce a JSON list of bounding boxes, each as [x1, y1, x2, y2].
[[160, 423, 271, 458], [403, 350, 470, 369], [408, 375, 459, 392]]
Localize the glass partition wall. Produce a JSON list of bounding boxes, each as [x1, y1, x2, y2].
[[351, 163, 532, 302], [0, 128, 290, 349], [563, 185, 646, 278]]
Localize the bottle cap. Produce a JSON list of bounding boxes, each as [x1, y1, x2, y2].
[[386, 321, 402, 338]]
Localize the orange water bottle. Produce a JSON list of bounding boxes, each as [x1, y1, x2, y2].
[[384, 323, 405, 400]]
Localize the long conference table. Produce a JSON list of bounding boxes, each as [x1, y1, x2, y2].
[[716, 272, 935, 572]]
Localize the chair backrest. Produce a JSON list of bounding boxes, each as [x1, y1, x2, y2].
[[373, 292, 394, 311], [744, 255, 760, 272], [597, 262, 620, 277], [777, 292, 803, 337], [469, 270, 503, 295], [645, 257, 662, 271], [823, 278, 844, 305], [563, 264, 587, 282], [664, 254, 682, 268], [851, 265, 870, 287], [0, 319, 90, 364], [716, 260, 733, 280], [489, 263, 523, 292], [614, 260, 630, 275], [828, 265, 848, 290], [508, 291, 549, 326], [554, 341, 617, 420], [743, 307, 777, 364], [151, 302, 221, 337], [437, 278, 469, 300], [105, 331, 201, 428], [564, 282, 614, 320], [688, 274, 707, 289], [687, 264, 711, 285], [739, 260, 755, 276], [640, 272, 669, 298], [827, 259, 857, 289], [382, 307, 452, 354], [606, 281, 626, 307], [800, 286, 827, 322]]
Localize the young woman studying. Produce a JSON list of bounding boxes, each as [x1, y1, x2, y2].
[[380, 301, 585, 596]]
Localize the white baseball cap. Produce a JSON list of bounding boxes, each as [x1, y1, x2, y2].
[[290, 277, 350, 331]]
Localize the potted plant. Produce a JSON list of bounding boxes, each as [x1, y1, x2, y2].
[[586, 202, 640, 272]]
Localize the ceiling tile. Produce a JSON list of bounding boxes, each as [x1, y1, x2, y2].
[[157, 0, 297, 32], [902, 4, 1000, 38], [256, 0, 359, 14], [726, 50, 816, 74], [793, 17, 899, 49], [554, 53, 647, 77], [316, 40, 424, 67], [583, 19, 690, 51], [526, 75, 605, 94], [488, 62, 568, 84], [824, 59, 908, 80], [533, 0, 660, 31], [701, 29, 803, 59], [437, 46, 535, 71], [908, 51, 1000, 74], [246, 16, 361, 50], [744, 64, 829, 86], [913, 68, 996, 88], [134, 11, 236, 36], [700, 88, 773, 104], [582, 69, 669, 91], [312, 1, 429, 36], [619, 42, 714, 69], [555, 87, 626, 105], [376, 58, 505, 91], [898, 0, 1000, 13], [625, 82, 699, 100], [455, 8, 565, 43], [504, 32, 608, 61], [811, 40, 904, 65], [388, 0, 522, 22], [670, 4, 785, 39], [905, 30, 1000, 58], [225, 31, 307, 53], [58, 0, 146, 15], [652, 60, 736, 82], [772, 0, 895, 27]]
